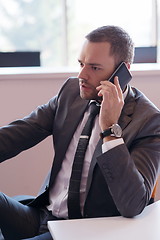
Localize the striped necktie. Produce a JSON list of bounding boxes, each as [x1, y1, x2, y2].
[[67, 102, 100, 219]]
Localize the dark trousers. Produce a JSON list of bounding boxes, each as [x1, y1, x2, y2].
[[0, 192, 61, 240]]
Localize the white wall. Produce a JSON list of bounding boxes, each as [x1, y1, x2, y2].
[[0, 65, 159, 200]]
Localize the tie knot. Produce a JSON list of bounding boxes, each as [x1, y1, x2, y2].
[[89, 102, 100, 117]]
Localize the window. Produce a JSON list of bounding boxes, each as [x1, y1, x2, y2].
[[0, 0, 159, 67]]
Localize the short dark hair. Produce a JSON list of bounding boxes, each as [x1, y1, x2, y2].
[[85, 25, 134, 66]]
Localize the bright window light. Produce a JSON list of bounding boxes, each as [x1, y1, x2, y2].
[[0, 0, 158, 67]]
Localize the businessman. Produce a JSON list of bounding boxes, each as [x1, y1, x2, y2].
[[0, 25, 160, 240]]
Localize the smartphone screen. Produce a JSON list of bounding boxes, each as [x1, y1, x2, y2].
[[108, 62, 132, 91]]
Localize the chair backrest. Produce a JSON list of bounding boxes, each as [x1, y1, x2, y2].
[[151, 182, 157, 199], [148, 182, 158, 204], [133, 46, 157, 63], [0, 51, 40, 67]]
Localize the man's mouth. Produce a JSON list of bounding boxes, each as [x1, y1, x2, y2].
[[79, 79, 94, 90], [80, 84, 93, 94], [80, 83, 89, 88]]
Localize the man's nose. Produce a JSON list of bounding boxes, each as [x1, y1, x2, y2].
[[77, 66, 88, 80]]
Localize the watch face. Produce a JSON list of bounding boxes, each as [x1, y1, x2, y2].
[[111, 124, 122, 137]]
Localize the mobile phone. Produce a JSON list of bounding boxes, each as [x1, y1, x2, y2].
[[108, 62, 132, 91]]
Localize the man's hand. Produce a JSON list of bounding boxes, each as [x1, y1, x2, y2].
[[96, 76, 124, 131]]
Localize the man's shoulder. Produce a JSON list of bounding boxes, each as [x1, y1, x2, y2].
[[128, 86, 159, 114], [63, 77, 79, 88], [55, 77, 86, 107]]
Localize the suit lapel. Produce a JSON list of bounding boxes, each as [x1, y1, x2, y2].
[[118, 86, 136, 130], [85, 138, 103, 198], [85, 85, 137, 198], [64, 97, 89, 132], [49, 96, 89, 187], [58, 95, 89, 154]]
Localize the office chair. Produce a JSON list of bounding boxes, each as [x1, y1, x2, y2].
[[149, 182, 158, 204]]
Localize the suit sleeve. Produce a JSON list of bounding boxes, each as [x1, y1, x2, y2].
[[0, 96, 57, 162], [0, 77, 79, 163], [97, 112, 160, 217]]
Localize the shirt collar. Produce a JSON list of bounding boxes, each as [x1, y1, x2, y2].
[[123, 85, 129, 100]]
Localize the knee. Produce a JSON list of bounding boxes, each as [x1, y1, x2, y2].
[[0, 192, 10, 213], [0, 192, 7, 203], [0, 192, 8, 226], [0, 192, 5, 203]]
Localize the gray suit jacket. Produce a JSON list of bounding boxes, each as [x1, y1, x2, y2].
[[0, 77, 160, 218]]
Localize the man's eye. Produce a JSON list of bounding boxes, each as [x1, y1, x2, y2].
[[79, 62, 84, 68], [92, 66, 100, 71]]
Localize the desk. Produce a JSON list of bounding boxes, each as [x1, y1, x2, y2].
[[48, 200, 160, 240]]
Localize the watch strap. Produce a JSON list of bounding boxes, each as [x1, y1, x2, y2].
[[100, 128, 112, 139]]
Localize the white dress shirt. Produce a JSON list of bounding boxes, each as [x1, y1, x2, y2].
[[47, 87, 128, 218]]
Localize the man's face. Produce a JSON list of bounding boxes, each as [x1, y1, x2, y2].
[[78, 40, 116, 101]]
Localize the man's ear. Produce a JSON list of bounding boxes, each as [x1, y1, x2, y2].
[[126, 62, 131, 70]]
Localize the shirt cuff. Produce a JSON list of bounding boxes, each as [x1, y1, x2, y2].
[[102, 138, 124, 153]]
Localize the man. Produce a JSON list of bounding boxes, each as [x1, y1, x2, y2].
[[0, 25, 160, 240]]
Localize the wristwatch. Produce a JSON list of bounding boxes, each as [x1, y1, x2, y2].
[[100, 124, 122, 139]]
